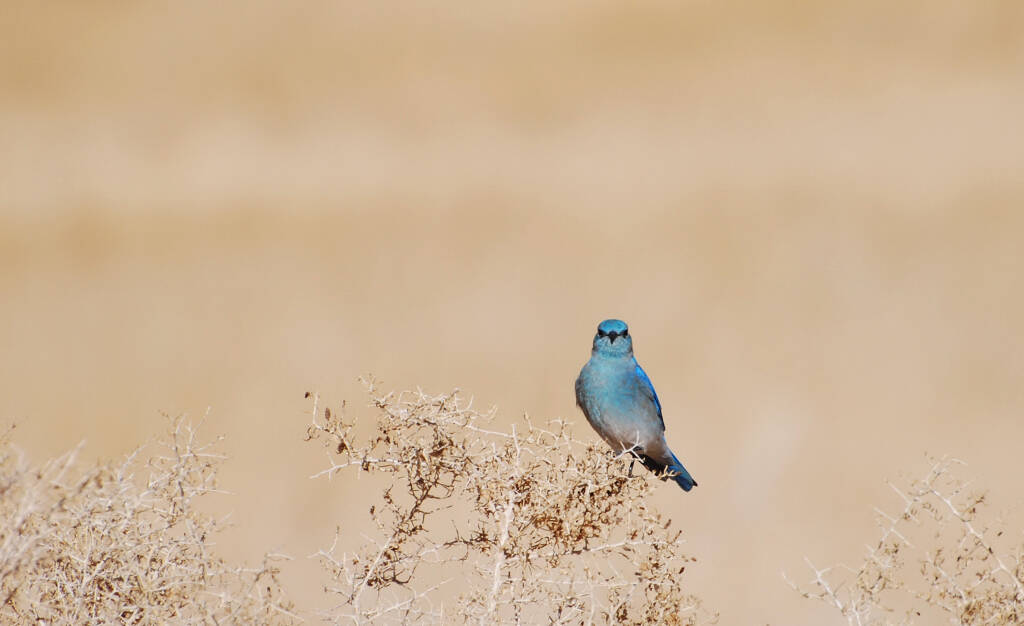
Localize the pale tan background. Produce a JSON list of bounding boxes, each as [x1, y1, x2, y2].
[[3, 1, 1024, 623]]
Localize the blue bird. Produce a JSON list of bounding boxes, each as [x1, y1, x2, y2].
[[575, 319, 697, 491]]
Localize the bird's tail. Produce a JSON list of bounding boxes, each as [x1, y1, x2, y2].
[[640, 451, 697, 492]]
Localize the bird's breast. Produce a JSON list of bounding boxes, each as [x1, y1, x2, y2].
[[577, 358, 658, 448]]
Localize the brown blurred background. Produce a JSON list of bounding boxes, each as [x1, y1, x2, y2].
[[3, 1, 1024, 622]]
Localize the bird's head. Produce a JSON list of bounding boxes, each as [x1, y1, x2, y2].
[[592, 319, 633, 356]]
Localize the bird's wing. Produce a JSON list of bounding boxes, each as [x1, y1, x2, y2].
[[634, 363, 665, 429]]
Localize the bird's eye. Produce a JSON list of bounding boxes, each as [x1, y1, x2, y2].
[[622, 330, 628, 337], [597, 329, 606, 337]]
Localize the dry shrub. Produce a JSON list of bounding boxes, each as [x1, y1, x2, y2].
[[0, 418, 297, 625], [790, 457, 1024, 625], [304, 380, 712, 624]]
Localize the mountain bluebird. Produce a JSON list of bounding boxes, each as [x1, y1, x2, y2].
[[575, 319, 697, 492]]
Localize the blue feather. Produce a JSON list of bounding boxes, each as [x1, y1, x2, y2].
[[634, 363, 664, 427]]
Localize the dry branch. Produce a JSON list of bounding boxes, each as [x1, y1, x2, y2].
[[305, 380, 711, 625]]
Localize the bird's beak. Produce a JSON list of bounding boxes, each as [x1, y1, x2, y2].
[[607, 331, 619, 344]]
